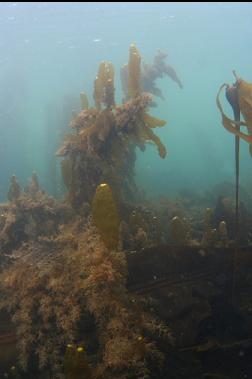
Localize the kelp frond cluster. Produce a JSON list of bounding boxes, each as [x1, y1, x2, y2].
[[217, 71, 252, 155], [57, 44, 181, 208]]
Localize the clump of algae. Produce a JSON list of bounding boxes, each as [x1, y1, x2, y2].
[[56, 43, 180, 209]]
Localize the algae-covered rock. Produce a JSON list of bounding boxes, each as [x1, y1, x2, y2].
[[92, 183, 119, 250]]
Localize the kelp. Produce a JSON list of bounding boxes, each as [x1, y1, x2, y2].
[[121, 49, 182, 105], [140, 124, 166, 158], [216, 78, 252, 154], [142, 50, 183, 98], [216, 72, 252, 242], [115, 95, 167, 159], [143, 113, 166, 128], [120, 63, 129, 102], [237, 77, 252, 155], [57, 44, 178, 208], [93, 61, 115, 109], [128, 43, 142, 99], [70, 109, 98, 131], [126, 45, 167, 157], [79, 108, 115, 148], [94, 61, 106, 109]]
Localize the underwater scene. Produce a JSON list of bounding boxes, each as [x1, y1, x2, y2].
[[1, 2, 252, 378]]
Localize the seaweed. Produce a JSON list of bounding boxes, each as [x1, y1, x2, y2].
[[93, 61, 115, 109], [120, 63, 129, 103], [121, 48, 183, 105], [0, 172, 75, 255], [216, 73, 252, 154], [57, 44, 172, 209], [127, 43, 142, 99], [141, 50, 183, 100], [237, 76, 252, 155], [0, 44, 183, 377], [216, 72, 252, 241], [0, 221, 172, 378]]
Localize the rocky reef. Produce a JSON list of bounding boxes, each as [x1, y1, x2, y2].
[[0, 174, 173, 379]]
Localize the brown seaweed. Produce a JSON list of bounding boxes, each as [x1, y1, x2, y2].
[[127, 43, 142, 99], [216, 80, 252, 151], [93, 61, 115, 109], [0, 219, 172, 377], [216, 73, 252, 242], [121, 49, 183, 106], [237, 76, 252, 155], [120, 63, 129, 102], [142, 50, 183, 97], [57, 44, 170, 209]]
